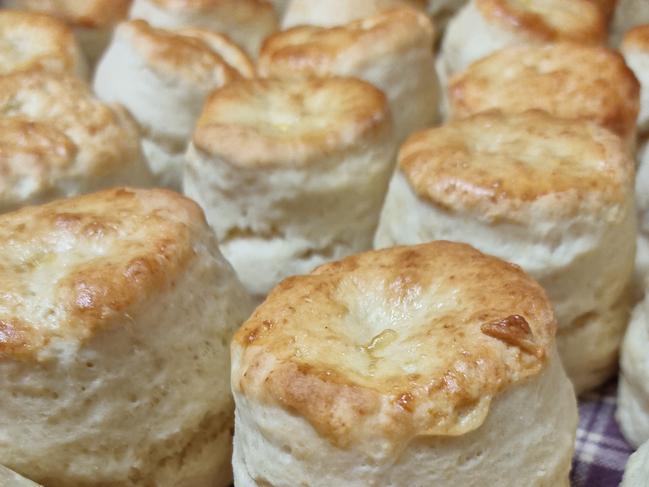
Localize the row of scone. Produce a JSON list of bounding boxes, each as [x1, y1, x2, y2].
[[0, 0, 649, 484], [0, 188, 577, 486]]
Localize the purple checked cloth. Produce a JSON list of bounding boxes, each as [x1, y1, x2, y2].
[[571, 381, 635, 487]]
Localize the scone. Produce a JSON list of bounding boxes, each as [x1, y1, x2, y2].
[[611, 0, 649, 46], [0, 10, 86, 77], [3, 0, 132, 66], [231, 241, 578, 487], [0, 69, 151, 213], [0, 466, 41, 487], [282, 0, 426, 28], [128, 0, 278, 57], [440, 0, 605, 79], [621, 440, 649, 486], [622, 26, 649, 136], [449, 43, 640, 149], [375, 111, 636, 393], [94, 19, 252, 189], [618, 290, 649, 447], [0, 188, 252, 486], [184, 77, 394, 298], [259, 7, 437, 143]]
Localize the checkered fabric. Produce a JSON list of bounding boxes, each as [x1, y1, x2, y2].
[[571, 381, 634, 487]]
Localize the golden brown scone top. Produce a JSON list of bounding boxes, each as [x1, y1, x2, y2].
[[0, 188, 207, 360], [258, 7, 433, 77], [6, 0, 132, 28], [0, 10, 82, 75], [622, 24, 649, 51], [0, 69, 142, 208], [116, 20, 249, 84], [398, 111, 634, 221], [233, 241, 555, 449], [193, 77, 390, 167], [475, 0, 606, 44], [449, 44, 640, 141]]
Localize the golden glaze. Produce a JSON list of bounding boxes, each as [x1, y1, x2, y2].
[[258, 7, 433, 77], [233, 242, 555, 448], [476, 0, 606, 44], [193, 77, 390, 167], [7, 0, 131, 28], [398, 111, 633, 220], [449, 44, 640, 141], [0, 188, 206, 360], [0, 10, 81, 75], [119, 20, 247, 83]]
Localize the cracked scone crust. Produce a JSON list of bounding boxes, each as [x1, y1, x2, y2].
[[0, 70, 150, 213], [192, 77, 389, 166], [397, 111, 633, 221], [0, 188, 251, 486], [234, 242, 554, 446], [0, 10, 86, 77], [449, 44, 639, 144]]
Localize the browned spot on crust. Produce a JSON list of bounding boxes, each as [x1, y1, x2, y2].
[[396, 391, 415, 412], [481, 314, 543, 358]]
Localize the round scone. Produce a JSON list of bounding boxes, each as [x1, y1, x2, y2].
[[231, 241, 578, 487], [621, 440, 649, 486], [618, 292, 649, 447], [0, 69, 151, 213], [282, 0, 426, 29], [259, 7, 437, 143], [3, 0, 132, 66], [128, 0, 278, 57], [0, 10, 86, 77], [622, 25, 649, 136], [448, 43, 640, 149], [611, 0, 649, 46], [94, 19, 251, 189], [0, 188, 253, 486], [0, 466, 41, 487], [375, 111, 636, 393], [439, 0, 605, 79], [184, 77, 394, 298]]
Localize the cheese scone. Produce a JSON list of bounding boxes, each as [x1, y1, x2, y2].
[[449, 43, 640, 149], [231, 241, 577, 486], [3, 0, 132, 66], [440, 0, 605, 78], [0, 10, 86, 77], [128, 0, 278, 57], [94, 19, 252, 189], [0, 69, 151, 213], [184, 77, 394, 298], [259, 7, 437, 143], [0, 188, 252, 486], [375, 111, 636, 393]]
